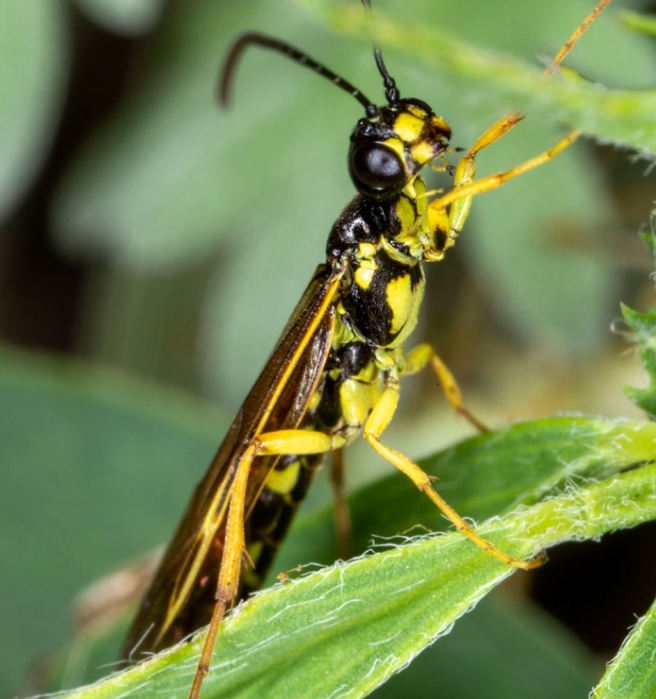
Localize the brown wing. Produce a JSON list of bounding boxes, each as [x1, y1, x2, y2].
[[122, 262, 343, 657]]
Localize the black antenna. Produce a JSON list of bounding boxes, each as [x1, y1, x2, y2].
[[360, 0, 400, 104], [220, 32, 378, 118]]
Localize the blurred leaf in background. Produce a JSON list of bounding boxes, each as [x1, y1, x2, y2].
[[0, 2, 67, 221], [75, 0, 166, 36], [50, 0, 656, 409], [1, 0, 656, 696]]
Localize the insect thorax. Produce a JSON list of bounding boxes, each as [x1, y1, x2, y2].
[[327, 178, 430, 352]]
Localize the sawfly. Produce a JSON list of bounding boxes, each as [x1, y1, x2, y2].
[[122, 1, 612, 697]]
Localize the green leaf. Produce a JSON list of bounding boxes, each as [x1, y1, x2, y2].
[[73, 0, 166, 35], [593, 596, 656, 699], [38, 415, 656, 699], [48, 593, 600, 699], [374, 594, 598, 699], [0, 345, 228, 696], [623, 304, 656, 418], [52, 0, 348, 271], [57, 452, 656, 699], [0, 0, 67, 218], [620, 10, 656, 39], [6, 339, 655, 697], [305, 0, 656, 155], [623, 240, 656, 420]]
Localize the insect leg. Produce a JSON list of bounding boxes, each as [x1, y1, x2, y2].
[[331, 448, 352, 558], [190, 446, 252, 699], [362, 380, 545, 570], [189, 427, 346, 699], [403, 343, 489, 433], [427, 0, 613, 248], [426, 119, 578, 251]]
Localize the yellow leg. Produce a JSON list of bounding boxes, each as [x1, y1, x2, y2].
[[445, 111, 524, 236], [363, 381, 545, 571], [187, 426, 346, 699], [404, 343, 489, 433], [428, 0, 613, 250], [189, 446, 252, 699], [427, 123, 578, 252], [546, 0, 614, 75]]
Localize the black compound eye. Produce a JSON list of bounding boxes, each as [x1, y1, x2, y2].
[[350, 143, 406, 192]]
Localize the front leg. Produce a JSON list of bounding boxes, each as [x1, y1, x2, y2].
[[425, 115, 577, 257]]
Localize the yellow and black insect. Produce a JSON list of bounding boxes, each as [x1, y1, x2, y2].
[[122, 2, 611, 697]]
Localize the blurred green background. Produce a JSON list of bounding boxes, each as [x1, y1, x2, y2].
[[2, 0, 656, 696]]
